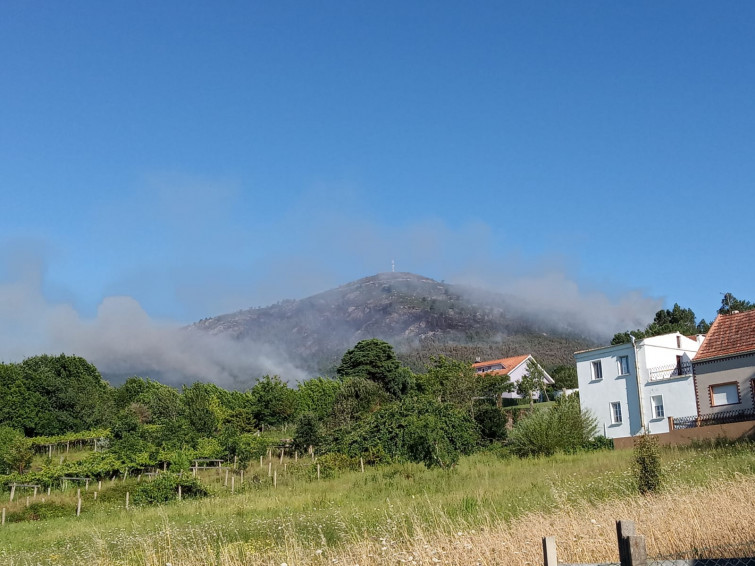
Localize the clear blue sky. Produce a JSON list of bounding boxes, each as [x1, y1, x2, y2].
[[2, 1, 753, 332]]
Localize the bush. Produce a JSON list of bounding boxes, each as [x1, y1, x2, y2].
[[131, 473, 208, 505], [508, 395, 598, 457], [474, 404, 508, 443], [293, 412, 322, 453], [634, 433, 662, 494], [327, 395, 479, 468]]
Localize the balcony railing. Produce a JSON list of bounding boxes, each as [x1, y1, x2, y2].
[[672, 407, 755, 430], [647, 362, 693, 381]]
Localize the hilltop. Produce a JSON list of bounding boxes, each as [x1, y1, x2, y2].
[[190, 272, 595, 376]]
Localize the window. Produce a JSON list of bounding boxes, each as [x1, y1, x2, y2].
[[651, 395, 665, 419], [610, 402, 622, 424], [591, 360, 603, 380], [710, 383, 740, 407], [618, 356, 630, 376]]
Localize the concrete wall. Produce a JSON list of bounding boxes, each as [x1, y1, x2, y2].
[[693, 353, 755, 415], [613, 419, 755, 450]]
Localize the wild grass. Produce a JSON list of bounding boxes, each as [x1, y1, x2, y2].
[[0, 442, 753, 565]]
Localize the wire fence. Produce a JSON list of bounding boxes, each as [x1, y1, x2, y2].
[[650, 540, 755, 566]]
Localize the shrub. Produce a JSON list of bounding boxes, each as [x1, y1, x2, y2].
[[131, 473, 208, 505], [293, 412, 322, 453], [634, 433, 662, 494], [474, 404, 508, 443], [327, 395, 479, 468], [508, 395, 598, 457]]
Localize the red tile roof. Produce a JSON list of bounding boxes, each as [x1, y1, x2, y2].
[[693, 310, 755, 362], [472, 355, 530, 376]]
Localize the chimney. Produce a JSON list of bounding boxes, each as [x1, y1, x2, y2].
[[474, 357, 481, 363], [732, 310, 740, 314]]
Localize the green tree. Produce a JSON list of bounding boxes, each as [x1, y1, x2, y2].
[[248, 375, 298, 427], [337, 339, 412, 398], [516, 359, 548, 409], [293, 412, 322, 452], [297, 377, 342, 421], [181, 383, 220, 436], [476, 372, 515, 408], [612, 303, 704, 345], [330, 377, 389, 427], [718, 293, 754, 315], [416, 356, 480, 410], [4, 436, 34, 474], [550, 365, 578, 390]]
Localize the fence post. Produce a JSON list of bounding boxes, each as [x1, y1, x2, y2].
[[617, 520, 646, 566], [667, 416, 675, 431], [542, 537, 557, 566]]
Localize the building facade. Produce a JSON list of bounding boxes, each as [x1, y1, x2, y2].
[[692, 310, 755, 416], [472, 354, 554, 400], [575, 333, 704, 439]]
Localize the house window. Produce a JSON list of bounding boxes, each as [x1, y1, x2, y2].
[[651, 395, 665, 419], [591, 360, 603, 380], [710, 383, 740, 407], [610, 402, 622, 424], [618, 356, 630, 376]]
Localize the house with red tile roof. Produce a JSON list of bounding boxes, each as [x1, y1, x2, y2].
[[472, 354, 554, 401], [692, 310, 755, 416]]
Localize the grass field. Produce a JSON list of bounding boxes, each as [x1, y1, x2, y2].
[[1, 442, 753, 565]]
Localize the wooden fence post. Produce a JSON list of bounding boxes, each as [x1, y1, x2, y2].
[[268, 462, 272, 477], [542, 537, 557, 566], [360, 458, 364, 473], [178, 485, 182, 501], [1, 508, 4, 525], [9, 485, 15, 502], [125, 492, 129, 510]]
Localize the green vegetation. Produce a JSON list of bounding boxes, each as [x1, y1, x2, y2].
[[0, 442, 752, 566], [634, 433, 662, 494]]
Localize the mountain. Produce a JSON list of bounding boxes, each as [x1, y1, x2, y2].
[[190, 272, 597, 377]]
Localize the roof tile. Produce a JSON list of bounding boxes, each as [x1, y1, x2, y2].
[[693, 310, 755, 361]]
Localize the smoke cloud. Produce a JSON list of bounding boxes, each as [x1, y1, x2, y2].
[[0, 178, 664, 385]]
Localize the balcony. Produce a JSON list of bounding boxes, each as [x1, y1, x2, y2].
[[647, 361, 693, 382]]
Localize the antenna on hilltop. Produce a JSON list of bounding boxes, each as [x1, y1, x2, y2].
[[392, 259, 395, 273]]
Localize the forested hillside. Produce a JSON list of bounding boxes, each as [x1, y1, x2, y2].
[[191, 272, 596, 376]]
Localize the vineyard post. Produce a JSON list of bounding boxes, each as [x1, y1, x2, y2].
[[178, 485, 182, 501], [273, 470, 277, 488], [231, 476, 235, 494], [9, 485, 15, 502], [125, 492, 129, 510]]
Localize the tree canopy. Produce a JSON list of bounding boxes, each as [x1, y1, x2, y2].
[[611, 303, 708, 345], [336, 339, 412, 398]]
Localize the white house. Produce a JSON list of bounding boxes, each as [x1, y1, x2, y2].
[[575, 333, 704, 439], [472, 354, 554, 400]]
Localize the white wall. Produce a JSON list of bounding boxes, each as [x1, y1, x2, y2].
[[576, 343, 642, 439]]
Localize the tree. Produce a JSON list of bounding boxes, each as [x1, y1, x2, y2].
[[297, 377, 342, 421], [248, 375, 298, 427], [330, 377, 389, 427], [337, 339, 412, 398], [551, 365, 578, 391], [718, 293, 754, 315], [612, 303, 703, 345], [476, 372, 514, 408], [416, 356, 480, 410], [293, 412, 322, 452], [516, 359, 548, 408]]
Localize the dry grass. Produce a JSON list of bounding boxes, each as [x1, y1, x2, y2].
[[58, 476, 754, 566]]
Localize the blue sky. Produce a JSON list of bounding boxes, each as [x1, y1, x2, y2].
[[1, 2, 754, 371]]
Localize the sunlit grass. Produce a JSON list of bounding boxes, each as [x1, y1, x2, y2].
[[1, 443, 753, 565]]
